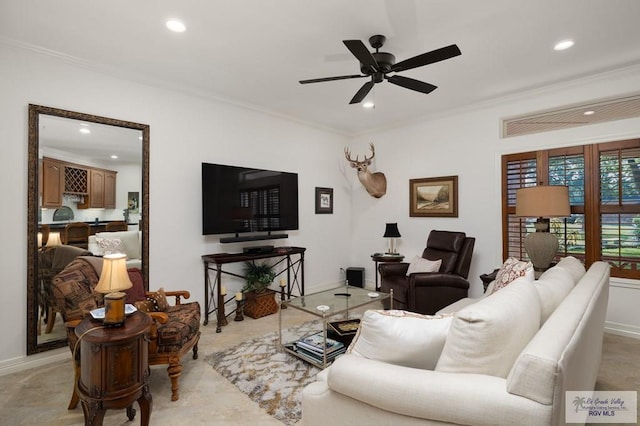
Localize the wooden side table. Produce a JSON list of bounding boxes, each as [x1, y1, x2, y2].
[[371, 253, 405, 291], [75, 311, 152, 426]]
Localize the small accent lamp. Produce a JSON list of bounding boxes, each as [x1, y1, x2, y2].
[[94, 253, 132, 326], [516, 185, 570, 272], [383, 223, 401, 254], [46, 232, 62, 247]]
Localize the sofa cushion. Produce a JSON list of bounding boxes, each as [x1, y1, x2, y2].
[[156, 302, 201, 353], [347, 310, 453, 370], [435, 296, 479, 315], [435, 277, 541, 378], [534, 266, 575, 323], [95, 230, 141, 260], [490, 257, 533, 294], [546, 256, 585, 284], [405, 256, 442, 276]]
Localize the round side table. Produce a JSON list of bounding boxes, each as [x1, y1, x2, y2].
[[75, 310, 153, 426]]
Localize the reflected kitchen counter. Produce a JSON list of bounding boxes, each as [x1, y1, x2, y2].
[[41, 221, 138, 234]]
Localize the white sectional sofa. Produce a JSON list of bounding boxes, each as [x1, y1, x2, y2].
[[302, 257, 610, 426]]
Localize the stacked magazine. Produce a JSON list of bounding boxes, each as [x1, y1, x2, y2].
[[294, 331, 346, 364]]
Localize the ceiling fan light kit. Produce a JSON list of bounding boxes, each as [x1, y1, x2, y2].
[[300, 34, 461, 104]]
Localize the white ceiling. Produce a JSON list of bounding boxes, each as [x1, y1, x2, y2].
[[3, 0, 640, 136]]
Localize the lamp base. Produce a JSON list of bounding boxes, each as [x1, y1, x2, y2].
[[524, 231, 559, 272], [103, 292, 127, 326]]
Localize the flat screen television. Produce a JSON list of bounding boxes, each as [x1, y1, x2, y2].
[[202, 162, 299, 239]]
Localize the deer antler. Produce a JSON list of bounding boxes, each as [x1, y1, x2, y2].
[[364, 143, 375, 162], [344, 147, 359, 163]]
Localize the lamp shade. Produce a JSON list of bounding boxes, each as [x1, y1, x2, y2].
[[383, 223, 401, 238], [94, 253, 133, 294], [515, 186, 570, 218], [46, 232, 62, 247]]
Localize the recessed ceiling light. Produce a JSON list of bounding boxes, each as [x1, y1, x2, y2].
[[554, 40, 574, 51], [110, 155, 119, 160], [79, 127, 91, 134], [166, 19, 186, 33], [362, 101, 375, 109], [583, 110, 595, 116]]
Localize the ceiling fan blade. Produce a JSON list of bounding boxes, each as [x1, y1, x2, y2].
[[343, 39, 378, 72], [349, 81, 375, 104], [299, 74, 366, 84], [386, 75, 437, 94], [391, 44, 461, 72]]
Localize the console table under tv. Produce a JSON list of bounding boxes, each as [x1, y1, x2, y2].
[[201, 247, 306, 332]]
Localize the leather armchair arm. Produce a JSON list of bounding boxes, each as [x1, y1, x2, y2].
[[410, 273, 470, 290], [378, 262, 409, 278]]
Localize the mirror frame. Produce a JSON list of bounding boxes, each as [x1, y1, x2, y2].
[[27, 104, 149, 354]]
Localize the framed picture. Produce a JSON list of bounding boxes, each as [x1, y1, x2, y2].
[[127, 191, 140, 214], [315, 187, 333, 214], [409, 176, 458, 217]]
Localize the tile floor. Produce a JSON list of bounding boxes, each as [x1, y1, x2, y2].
[[1, 305, 638, 425]]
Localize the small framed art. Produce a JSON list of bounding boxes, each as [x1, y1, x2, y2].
[[409, 175, 458, 217], [315, 187, 333, 214]]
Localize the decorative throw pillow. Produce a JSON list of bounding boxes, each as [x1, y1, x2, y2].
[[124, 268, 147, 304], [95, 230, 141, 260], [406, 256, 442, 276], [146, 287, 169, 311], [347, 309, 453, 370], [489, 257, 533, 294], [96, 237, 127, 257], [435, 277, 541, 378]]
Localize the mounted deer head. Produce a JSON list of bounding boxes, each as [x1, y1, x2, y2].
[[345, 143, 387, 198]]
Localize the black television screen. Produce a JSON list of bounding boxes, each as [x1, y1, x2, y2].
[[202, 162, 299, 236]]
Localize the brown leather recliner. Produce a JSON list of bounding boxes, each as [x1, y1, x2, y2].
[[379, 230, 475, 315]]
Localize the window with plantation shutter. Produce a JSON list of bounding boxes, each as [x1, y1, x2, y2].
[[502, 139, 640, 279], [502, 153, 537, 259], [599, 143, 640, 277], [548, 149, 585, 262]]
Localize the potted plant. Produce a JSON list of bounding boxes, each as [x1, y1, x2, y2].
[[242, 261, 278, 318]]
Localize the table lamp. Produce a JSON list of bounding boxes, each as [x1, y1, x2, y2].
[[383, 223, 401, 254], [94, 253, 132, 326], [515, 185, 570, 272]]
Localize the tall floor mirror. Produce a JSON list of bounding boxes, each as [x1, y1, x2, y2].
[[27, 104, 149, 354]]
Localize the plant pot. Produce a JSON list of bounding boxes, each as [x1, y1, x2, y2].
[[244, 289, 278, 319]]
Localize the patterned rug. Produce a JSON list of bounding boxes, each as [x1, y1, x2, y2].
[[204, 321, 323, 425]]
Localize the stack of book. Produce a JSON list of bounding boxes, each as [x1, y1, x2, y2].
[[294, 331, 345, 365]]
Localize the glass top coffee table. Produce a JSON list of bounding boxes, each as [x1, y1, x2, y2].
[[279, 284, 393, 369]]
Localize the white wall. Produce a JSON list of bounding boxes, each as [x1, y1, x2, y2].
[[349, 65, 640, 334], [2, 42, 639, 371], [0, 43, 351, 369]]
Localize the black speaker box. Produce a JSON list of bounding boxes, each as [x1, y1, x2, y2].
[[346, 267, 365, 288]]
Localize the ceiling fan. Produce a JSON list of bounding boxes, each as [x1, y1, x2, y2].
[[299, 35, 461, 104]]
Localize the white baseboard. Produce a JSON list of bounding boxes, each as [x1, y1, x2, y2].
[[0, 348, 70, 377], [604, 321, 640, 339]]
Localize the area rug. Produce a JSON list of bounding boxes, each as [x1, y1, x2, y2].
[[204, 321, 323, 425]]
